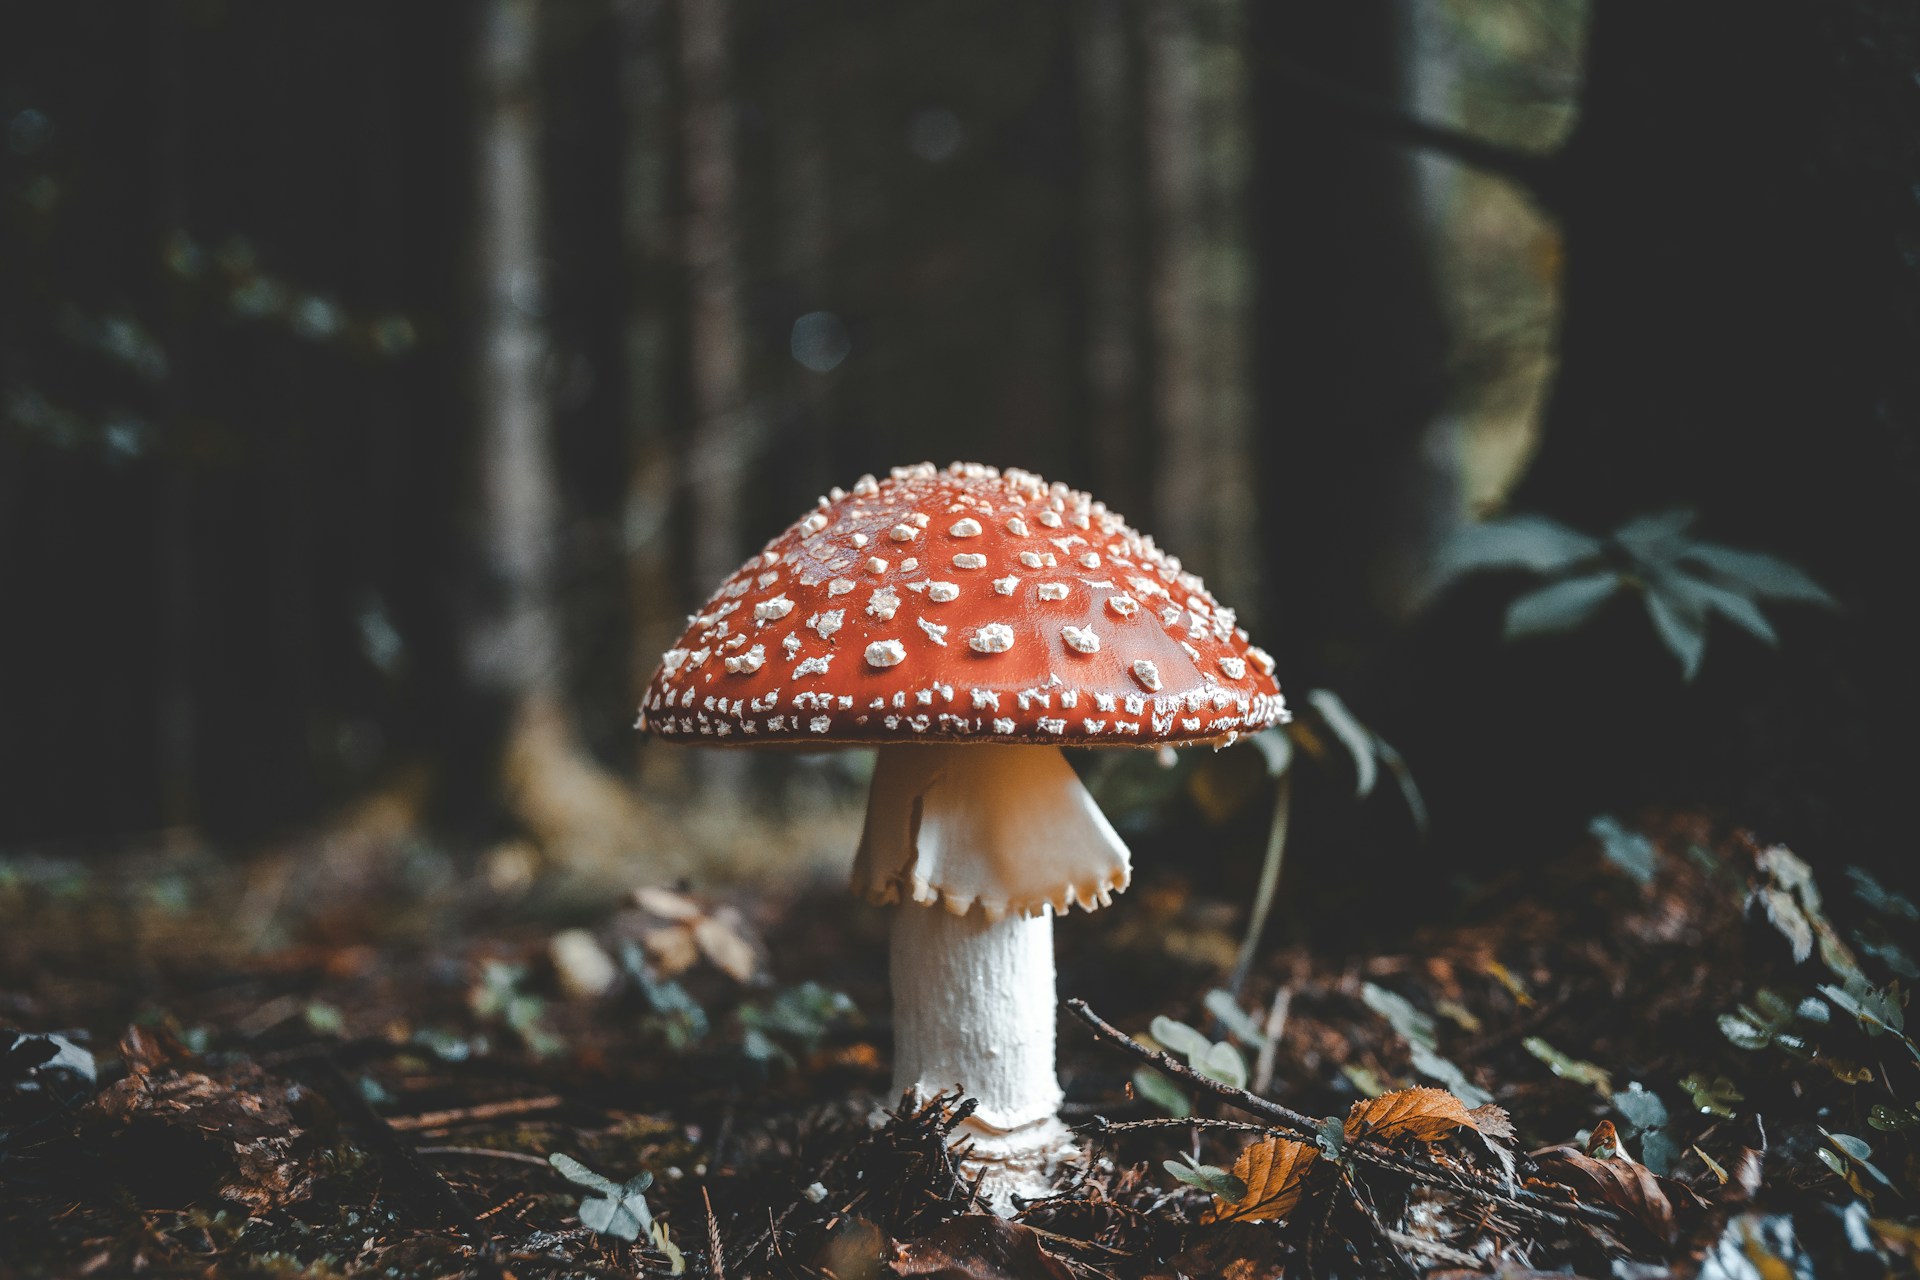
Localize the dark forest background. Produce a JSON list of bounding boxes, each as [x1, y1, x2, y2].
[[3, 0, 1916, 902]]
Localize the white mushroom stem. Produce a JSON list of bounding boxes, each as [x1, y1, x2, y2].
[[854, 743, 1133, 1211]]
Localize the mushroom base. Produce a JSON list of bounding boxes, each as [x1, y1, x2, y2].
[[889, 900, 1079, 1210]]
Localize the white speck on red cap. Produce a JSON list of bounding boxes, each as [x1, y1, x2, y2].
[[637, 461, 1288, 747]]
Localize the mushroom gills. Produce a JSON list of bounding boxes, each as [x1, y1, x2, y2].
[[851, 742, 1132, 920]]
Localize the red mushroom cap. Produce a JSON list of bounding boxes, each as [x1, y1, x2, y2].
[[637, 462, 1288, 747]]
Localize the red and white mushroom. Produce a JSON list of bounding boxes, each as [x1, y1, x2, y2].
[[638, 462, 1288, 1208]]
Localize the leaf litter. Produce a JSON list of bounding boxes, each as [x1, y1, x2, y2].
[[1, 818, 1918, 1276]]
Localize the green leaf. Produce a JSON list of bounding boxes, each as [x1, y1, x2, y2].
[[1132, 1066, 1191, 1117], [1504, 571, 1623, 639], [1615, 1084, 1674, 1175], [549, 1152, 622, 1198], [1150, 1017, 1212, 1062], [1680, 543, 1836, 607], [1523, 1036, 1613, 1097], [1719, 1014, 1772, 1051], [1853, 927, 1920, 980], [550, 1153, 656, 1242], [1612, 508, 1698, 564], [1306, 689, 1377, 798], [1643, 578, 1708, 679], [1196, 1041, 1249, 1090], [1250, 727, 1294, 778], [1362, 983, 1438, 1050], [1819, 980, 1905, 1037], [1314, 1115, 1348, 1160], [1669, 572, 1780, 647], [1849, 867, 1920, 922], [1164, 1154, 1246, 1201], [1205, 989, 1270, 1048], [1614, 1082, 1669, 1130], [1433, 515, 1606, 584], [1827, 1131, 1874, 1162], [1681, 1073, 1744, 1118], [1409, 1041, 1493, 1108], [1822, 1130, 1897, 1191], [1589, 815, 1657, 887], [1369, 732, 1429, 839]]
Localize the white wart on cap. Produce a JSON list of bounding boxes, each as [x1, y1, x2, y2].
[[638, 462, 1289, 747]]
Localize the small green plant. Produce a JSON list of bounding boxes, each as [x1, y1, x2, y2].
[[470, 962, 564, 1059], [547, 1153, 684, 1270], [1434, 509, 1836, 679], [1132, 1015, 1250, 1118], [1163, 1150, 1247, 1200]]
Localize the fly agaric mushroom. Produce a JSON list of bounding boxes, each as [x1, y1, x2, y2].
[[637, 462, 1287, 1208]]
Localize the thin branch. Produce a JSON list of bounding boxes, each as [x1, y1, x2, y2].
[[1064, 997, 1626, 1233], [1228, 772, 1292, 996], [1260, 51, 1565, 210], [386, 1095, 566, 1132], [1253, 986, 1292, 1097]]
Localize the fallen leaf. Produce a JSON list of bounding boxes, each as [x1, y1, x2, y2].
[[634, 888, 760, 981], [1209, 1135, 1319, 1222], [892, 1216, 1074, 1280], [1466, 1104, 1520, 1183], [83, 1026, 323, 1213], [1466, 1103, 1516, 1142], [1531, 1144, 1703, 1243], [634, 886, 705, 921], [1345, 1086, 1475, 1144]]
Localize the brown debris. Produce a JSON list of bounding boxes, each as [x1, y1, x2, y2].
[[82, 1025, 324, 1213]]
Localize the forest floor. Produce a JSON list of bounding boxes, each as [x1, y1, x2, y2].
[[3, 807, 1918, 1278]]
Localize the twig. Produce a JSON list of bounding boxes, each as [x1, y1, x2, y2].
[[416, 1146, 554, 1168], [387, 1095, 565, 1132], [1253, 986, 1292, 1096], [1065, 997, 1627, 1233], [1228, 773, 1293, 997], [1385, 1228, 1482, 1269]]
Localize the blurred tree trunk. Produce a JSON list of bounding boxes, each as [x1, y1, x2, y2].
[[1393, 0, 1920, 875], [1247, 1, 1453, 679], [674, 0, 750, 790], [152, 0, 198, 835], [1511, 0, 1920, 862], [1071, 0, 1149, 524], [1141, 0, 1256, 610], [618, 0, 682, 781], [472, 0, 645, 867], [676, 0, 749, 594]]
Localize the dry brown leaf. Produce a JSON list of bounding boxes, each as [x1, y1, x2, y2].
[[634, 888, 761, 981], [1466, 1103, 1516, 1142], [1530, 1144, 1703, 1243], [84, 1027, 321, 1213], [1209, 1136, 1319, 1222], [634, 886, 704, 922], [693, 911, 758, 982], [1345, 1086, 1476, 1145]]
